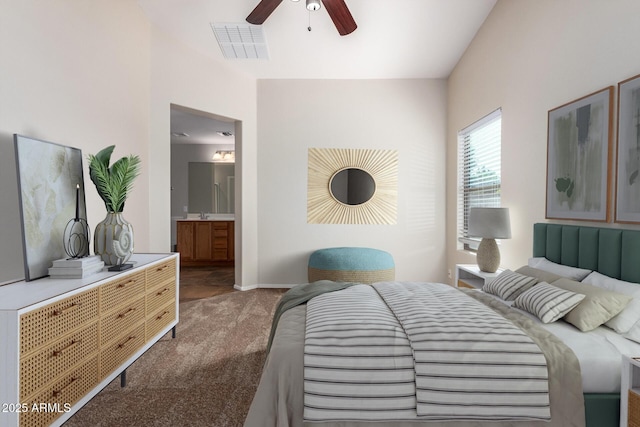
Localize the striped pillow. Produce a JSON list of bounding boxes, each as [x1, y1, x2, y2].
[[483, 270, 538, 301], [513, 282, 586, 323]]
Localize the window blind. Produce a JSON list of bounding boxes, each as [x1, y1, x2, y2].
[[457, 109, 502, 250]]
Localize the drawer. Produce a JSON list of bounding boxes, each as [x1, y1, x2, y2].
[[146, 258, 176, 289], [100, 270, 145, 313], [146, 281, 176, 316], [146, 301, 176, 342], [630, 389, 640, 427], [20, 355, 99, 427], [20, 321, 99, 400], [100, 296, 145, 346], [20, 289, 99, 355], [100, 323, 145, 379]]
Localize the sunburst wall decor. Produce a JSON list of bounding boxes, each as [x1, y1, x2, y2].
[[307, 148, 398, 224]]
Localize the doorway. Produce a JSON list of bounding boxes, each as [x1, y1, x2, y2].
[[169, 104, 239, 294]]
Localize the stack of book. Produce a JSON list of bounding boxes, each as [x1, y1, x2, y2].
[[48, 255, 105, 279]]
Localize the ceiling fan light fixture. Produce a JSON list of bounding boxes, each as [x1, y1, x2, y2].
[[306, 0, 321, 11]]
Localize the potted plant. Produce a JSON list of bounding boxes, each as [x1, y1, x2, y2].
[[87, 145, 141, 268]]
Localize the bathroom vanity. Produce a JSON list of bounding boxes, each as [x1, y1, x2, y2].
[[176, 218, 234, 266]]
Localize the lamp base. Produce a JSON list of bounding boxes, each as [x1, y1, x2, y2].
[[477, 238, 500, 273]]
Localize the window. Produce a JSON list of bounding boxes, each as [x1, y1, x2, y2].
[[457, 109, 502, 251]]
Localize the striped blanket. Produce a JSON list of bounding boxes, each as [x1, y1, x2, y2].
[[304, 282, 551, 422]]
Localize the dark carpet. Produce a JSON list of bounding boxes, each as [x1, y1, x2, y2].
[[62, 288, 286, 427]]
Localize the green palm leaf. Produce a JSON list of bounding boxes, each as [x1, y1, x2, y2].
[[88, 145, 141, 213]]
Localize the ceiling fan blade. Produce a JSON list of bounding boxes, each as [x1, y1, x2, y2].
[[246, 0, 283, 25], [321, 0, 357, 36]]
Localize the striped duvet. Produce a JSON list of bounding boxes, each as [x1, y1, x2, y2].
[[304, 282, 551, 422]]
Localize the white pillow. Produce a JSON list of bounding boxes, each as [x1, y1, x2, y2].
[[582, 271, 640, 334], [483, 269, 538, 301], [513, 281, 586, 324], [528, 257, 592, 281], [624, 322, 640, 344]]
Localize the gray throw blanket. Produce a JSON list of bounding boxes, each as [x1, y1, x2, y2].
[[266, 280, 357, 354]]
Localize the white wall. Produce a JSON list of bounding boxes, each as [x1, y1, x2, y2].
[[446, 0, 640, 280], [148, 26, 258, 287], [0, 0, 151, 284], [0, 1, 260, 288], [257, 79, 447, 285]]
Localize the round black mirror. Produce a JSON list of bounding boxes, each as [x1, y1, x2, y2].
[[329, 168, 376, 205]]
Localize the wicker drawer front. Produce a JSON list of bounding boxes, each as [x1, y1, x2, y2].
[[20, 289, 99, 355], [100, 270, 145, 313], [100, 296, 145, 346], [146, 301, 176, 341], [146, 258, 176, 288], [20, 321, 99, 400], [100, 323, 145, 379], [631, 389, 640, 427], [20, 355, 99, 427], [146, 281, 176, 316]]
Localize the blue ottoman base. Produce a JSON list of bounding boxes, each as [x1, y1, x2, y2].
[[308, 247, 395, 284]]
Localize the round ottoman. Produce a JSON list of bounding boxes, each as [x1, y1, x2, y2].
[[308, 247, 395, 284]]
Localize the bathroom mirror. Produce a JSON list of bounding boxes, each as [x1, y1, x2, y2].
[[307, 148, 398, 224], [330, 168, 376, 205], [188, 162, 235, 214]]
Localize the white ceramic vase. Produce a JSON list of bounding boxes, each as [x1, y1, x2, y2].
[[94, 212, 134, 266]]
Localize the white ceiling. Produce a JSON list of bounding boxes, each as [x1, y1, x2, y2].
[[136, 0, 497, 80], [170, 107, 235, 145]]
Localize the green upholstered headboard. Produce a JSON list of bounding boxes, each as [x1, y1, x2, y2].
[[533, 223, 640, 283]]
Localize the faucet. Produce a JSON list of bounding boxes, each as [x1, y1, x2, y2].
[[200, 212, 205, 219]]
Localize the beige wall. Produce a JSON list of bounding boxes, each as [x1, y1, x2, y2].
[[0, 1, 151, 283], [0, 1, 259, 287], [148, 26, 258, 287], [447, 0, 640, 280], [257, 79, 448, 285]]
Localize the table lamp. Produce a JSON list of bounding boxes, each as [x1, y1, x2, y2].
[[468, 207, 511, 273]]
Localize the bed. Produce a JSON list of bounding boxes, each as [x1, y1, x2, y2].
[[245, 223, 640, 427]]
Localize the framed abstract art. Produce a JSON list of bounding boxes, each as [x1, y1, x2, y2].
[[14, 135, 87, 281], [546, 87, 614, 222], [615, 73, 640, 223]]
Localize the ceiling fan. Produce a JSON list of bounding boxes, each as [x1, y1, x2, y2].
[[246, 0, 357, 36]]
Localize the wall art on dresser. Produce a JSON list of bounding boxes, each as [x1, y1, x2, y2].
[[546, 87, 614, 222], [14, 135, 87, 281], [616, 73, 640, 223]]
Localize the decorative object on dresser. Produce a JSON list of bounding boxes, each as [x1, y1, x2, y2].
[[87, 145, 141, 270], [62, 184, 91, 259], [615, 73, 640, 224], [546, 86, 614, 222], [0, 253, 178, 427], [467, 207, 511, 273], [14, 135, 89, 281], [48, 255, 104, 279]]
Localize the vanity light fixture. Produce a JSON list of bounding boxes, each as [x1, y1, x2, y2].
[[212, 150, 235, 163]]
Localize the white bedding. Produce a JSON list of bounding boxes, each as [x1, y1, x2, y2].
[[480, 289, 640, 393]]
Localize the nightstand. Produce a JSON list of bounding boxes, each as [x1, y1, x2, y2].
[[455, 264, 503, 289], [621, 355, 640, 427]]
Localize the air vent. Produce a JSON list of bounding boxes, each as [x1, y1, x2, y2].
[[211, 22, 269, 60]]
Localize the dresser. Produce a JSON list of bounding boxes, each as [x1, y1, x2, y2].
[[0, 253, 179, 427]]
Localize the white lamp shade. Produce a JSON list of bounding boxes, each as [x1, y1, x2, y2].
[[468, 207, 511, 239]]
